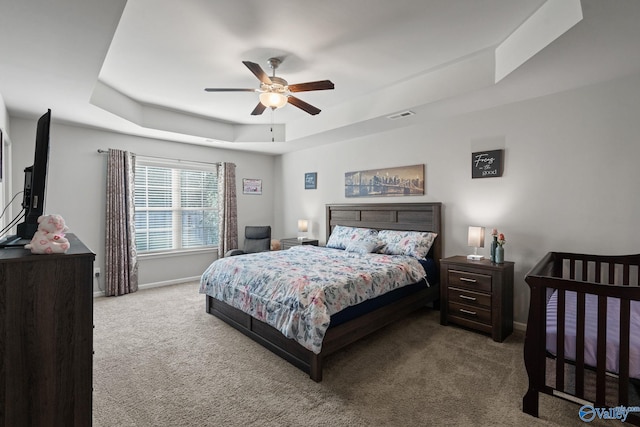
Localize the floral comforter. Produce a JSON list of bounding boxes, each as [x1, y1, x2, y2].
[[199, 245, 428, 354]]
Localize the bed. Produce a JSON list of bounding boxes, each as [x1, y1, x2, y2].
[[199, 202, 442, 381], [523, 252, 640, 425]]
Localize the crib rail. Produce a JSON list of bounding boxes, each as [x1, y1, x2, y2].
[[523, 252, 640, 425]]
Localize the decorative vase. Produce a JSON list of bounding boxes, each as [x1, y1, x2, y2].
[[490, 236, 498, 263], [495, 245, 504, 264]]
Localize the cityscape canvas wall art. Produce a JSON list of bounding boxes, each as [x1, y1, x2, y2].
[[345, 164, 424, 197]]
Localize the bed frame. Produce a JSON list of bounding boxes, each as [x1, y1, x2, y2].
[[523, 252, 640, 425], [205, 202, 442, 381]]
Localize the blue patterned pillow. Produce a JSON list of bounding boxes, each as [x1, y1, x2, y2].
[[326, 225, 378, 250], [378, 230, 437, 259], [345, 239, 380, 254]]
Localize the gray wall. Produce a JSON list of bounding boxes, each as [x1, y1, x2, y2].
[[275, 71, 640, 326], [8, 121, 276, 293]]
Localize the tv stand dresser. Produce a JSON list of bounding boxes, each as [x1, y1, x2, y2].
[[0, 234, 95, 426]]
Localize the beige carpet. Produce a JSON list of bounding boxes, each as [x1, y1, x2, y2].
[[92, 282, 622, 427]]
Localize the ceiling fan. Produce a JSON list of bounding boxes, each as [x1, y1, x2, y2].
[[204, 57, 334, 116]]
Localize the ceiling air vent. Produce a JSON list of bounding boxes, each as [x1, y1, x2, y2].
[[386, 110, 415, 120]]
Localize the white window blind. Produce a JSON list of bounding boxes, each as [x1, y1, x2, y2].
[[134, 158, 218, 253]]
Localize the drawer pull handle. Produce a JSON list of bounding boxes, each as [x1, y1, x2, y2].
[[459, 277, 477, 283], [459, 308, 477, 316], [459, 295, 476, 301]]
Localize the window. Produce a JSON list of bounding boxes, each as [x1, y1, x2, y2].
[[134, 158, 218, 253]]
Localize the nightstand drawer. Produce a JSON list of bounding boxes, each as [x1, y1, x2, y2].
[[448, 269, 492, 293], [280, 238, 319, 250], [448, 301, 492, 325], [448, 286, 491, 309]]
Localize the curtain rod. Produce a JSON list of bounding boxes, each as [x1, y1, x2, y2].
[[97, 149, 221, 166]]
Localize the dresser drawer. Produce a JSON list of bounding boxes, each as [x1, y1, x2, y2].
[[448, 301, 492, 326], [448, 269, 492, 293], [448, 286, 491, 309]]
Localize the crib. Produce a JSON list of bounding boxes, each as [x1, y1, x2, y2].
[[523, 252, 640, 425]]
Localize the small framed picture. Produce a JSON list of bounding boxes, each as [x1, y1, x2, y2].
[[242, 178, 262, 195], [305, 172, 317, 189]]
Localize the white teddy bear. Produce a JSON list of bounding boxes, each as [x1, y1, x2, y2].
[[24, 214, 71, 254]]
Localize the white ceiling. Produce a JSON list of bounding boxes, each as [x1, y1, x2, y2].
[[1, 0, 640, 155]]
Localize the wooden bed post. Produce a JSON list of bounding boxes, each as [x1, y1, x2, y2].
[[522, 278, 546, 418], [310, 354, 323, 382]]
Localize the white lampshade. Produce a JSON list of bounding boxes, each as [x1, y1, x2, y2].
[[259, 91, 288, 109], [467, 226, 485, 248], [297, 219, 309, 241], [467, 226, 485, 260]]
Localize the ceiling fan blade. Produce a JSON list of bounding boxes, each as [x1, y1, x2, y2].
[[243, 61, 273, 85], [288, 80, 335, 92], [288, 96, 321, 115], [204, 88, 257, 92], [250, 102, 267, 116]]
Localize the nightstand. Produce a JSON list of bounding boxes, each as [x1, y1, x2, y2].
[[440, 256, 514, 342], [280, 237, 319, 250]]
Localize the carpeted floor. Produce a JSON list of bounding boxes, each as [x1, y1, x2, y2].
[[92, 282, 623, 426]]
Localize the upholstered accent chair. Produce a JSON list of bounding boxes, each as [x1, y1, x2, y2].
[[225, 225, 272, 257]]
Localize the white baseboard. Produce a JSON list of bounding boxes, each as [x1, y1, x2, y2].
[[93, 276, 201, 298]]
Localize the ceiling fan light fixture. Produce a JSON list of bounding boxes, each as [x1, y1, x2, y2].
[[259, 91, 288, 109], [205, 59, 333, 115]]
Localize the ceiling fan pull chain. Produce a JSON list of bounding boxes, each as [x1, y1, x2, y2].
[[270, 109, 275, 142]]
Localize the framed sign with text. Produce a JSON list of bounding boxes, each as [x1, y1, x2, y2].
[[471, 149, 503, 179]]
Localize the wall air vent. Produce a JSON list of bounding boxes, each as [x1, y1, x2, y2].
[[386, 110, 416, 120]]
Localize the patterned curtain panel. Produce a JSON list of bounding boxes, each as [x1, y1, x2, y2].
[[105, 149, 139, 296], [217, 162, 238, 258]]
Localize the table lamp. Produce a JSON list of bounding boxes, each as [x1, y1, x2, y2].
[[297, 219, 309, 240], [467, 226, 485, 260]]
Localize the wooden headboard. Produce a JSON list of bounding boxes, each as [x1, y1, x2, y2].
[[326, 202, 443, 266]]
